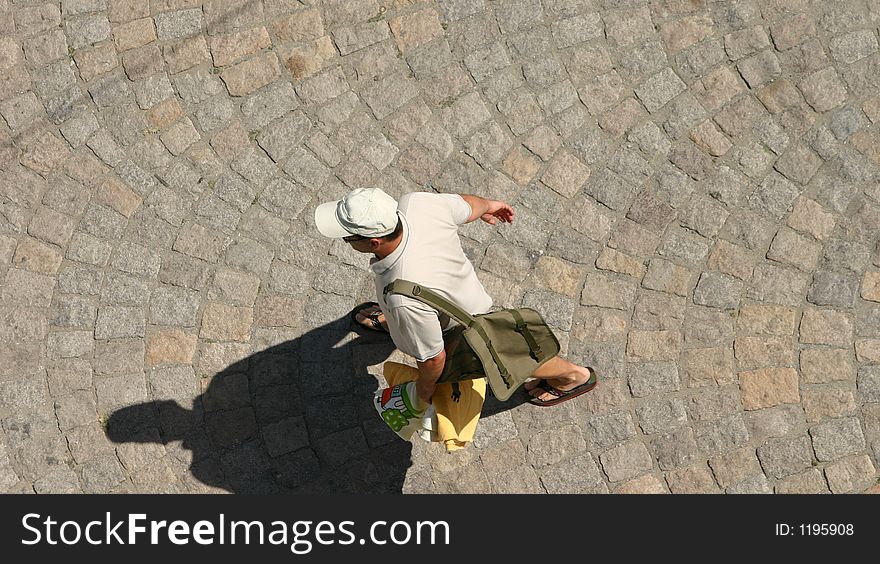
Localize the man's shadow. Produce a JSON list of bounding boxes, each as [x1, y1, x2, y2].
[[105, 313, 526, 493]]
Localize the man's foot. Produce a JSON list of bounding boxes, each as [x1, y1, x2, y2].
[[525, 367, 598, 407], [351, 302, 389, 333]]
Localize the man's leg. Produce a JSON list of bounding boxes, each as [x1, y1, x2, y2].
[[524, 356, 594, 402]]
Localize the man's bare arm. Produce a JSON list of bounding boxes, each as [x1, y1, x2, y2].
[[415, 349, 447, 404], [459, 194, 515, 225]]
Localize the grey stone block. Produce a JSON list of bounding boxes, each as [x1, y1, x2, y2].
[[94, 306, 145, 339], [694, 413, 750, 455], [757, 435, 814, 478], [636, 397, 688, 434], [807, 271, 859, 308], [540, 452, 607, 493], [585, 412, 637, 451], [809, 416, 867, 461], [693, 272, 744, 310], [628, 362, 680, 398], [653, 427, 701, 470], [149, 286, 201, 327], [599, 440, 654, 482]]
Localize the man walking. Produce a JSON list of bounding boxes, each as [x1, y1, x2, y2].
[[314, 188, 596, 408]]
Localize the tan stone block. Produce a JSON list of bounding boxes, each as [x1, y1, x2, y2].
[[643, 259, 695, 297], [110, 0, 150, 23], [692, 66, 744, 111], [27, 207, 75, 247], [862, 271, 880, 302], [756, 79, 803, 114], [210, 120, 249, 161], [689, 120, 732, 156], [665, 463, 720, 493], [799, 348, 854, 384], [864, 95, 880, 123], [767, 228, 821, 271], [613, 474, 669, 494], [802, 386, 857, 423], [0, 37, 22, 72], [200, 303, 253, 342], [660, 14, 714, 52], [571, 308, 627, 343], [708, 447, 762, 488], [122, 44, 164, 80], [159, 117, 200, 155], [855, 339, 880, 363], [582, 377, 630, 414], [389, 8, 444, 53], [528, 256, 585, 297], [799, 309, 853, 346], [62, 151, 107, 188], [196, 342, 251, 377], [599, 97, 647, 137], [146, 329, 197, 366], [146, 97, 183, 130], [770, 13, 816, 51], [825, 455, 876, 493], [271, 9, 324, 42], [220, 53, 280, 96], [254, 296, 304, 327], [851, 129, 880, 165], [737, 304, 796, 335], [581, 272, 636, 310], [20, 130, 70, 175], [708, 240, 754, 281], [626, 330, 682, 362], [799, 68, 848, 113], [162, 35, 210, 74], [12, 237, 63, 275], [786, 197, 835, 240], [210, 26, 271, 67], [95, 177, 142, 218], [73, 42, 119, 81], [682, 346, 735, 388], [565, 197, 612, 242], [282, 36, 336, 80], [23, 30, 69, 65], [713, 94, 766, 136], [113, 18, 156, 51], [501, 146, 540, 186], [595, 248, 646, 279], [739, 367, 799, 410], [541, 151, 590, 198], [734, 336, 794, 371], [209, 268, 261, 306], [775, 469, 828, 494]]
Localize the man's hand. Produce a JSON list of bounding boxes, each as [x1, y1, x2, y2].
[[460, 194, 515, 225], [480, 199, 515, 225], [415, 349, 446, 405]]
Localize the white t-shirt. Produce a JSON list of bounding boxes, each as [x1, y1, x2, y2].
[[371, 193, 493, 362]]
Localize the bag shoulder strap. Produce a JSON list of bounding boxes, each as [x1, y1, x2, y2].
[[384, 279, 514, 388], [383, 279, 476, 327]]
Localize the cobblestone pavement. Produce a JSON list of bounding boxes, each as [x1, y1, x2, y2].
[[1, 0, 880, 494]]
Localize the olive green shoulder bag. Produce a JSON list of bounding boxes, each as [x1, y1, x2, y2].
[[383, 279, 560, 401]]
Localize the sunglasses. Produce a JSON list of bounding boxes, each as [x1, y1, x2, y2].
[[343, 234, 366, 242]]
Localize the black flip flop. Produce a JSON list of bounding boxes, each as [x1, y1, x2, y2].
[[528, 368, 598, 407], [350, 302, 389, 333]]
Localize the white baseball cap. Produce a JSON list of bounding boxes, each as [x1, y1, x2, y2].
[[314, 187, 400, 238]]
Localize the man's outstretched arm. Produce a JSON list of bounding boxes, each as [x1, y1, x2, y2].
[[459, 194, 515, 225]]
